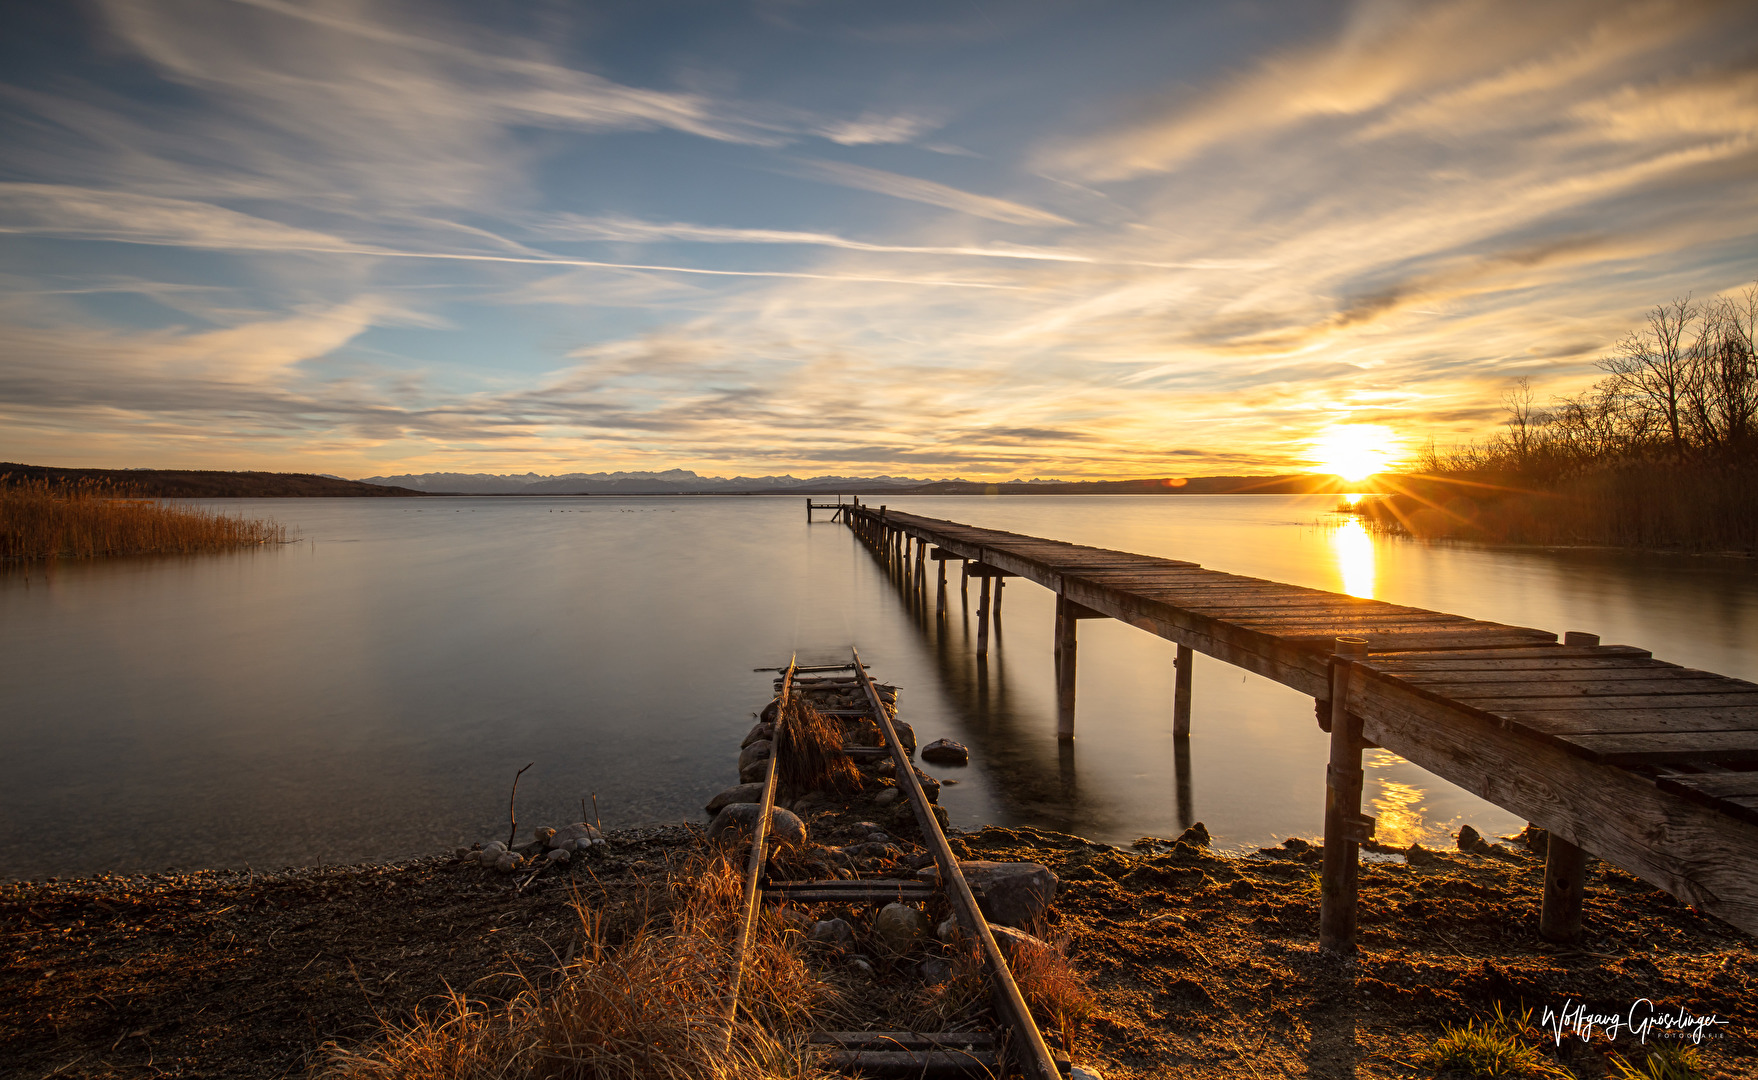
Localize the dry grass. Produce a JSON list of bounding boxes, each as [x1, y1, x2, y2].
[[1422, 1004, 1575, 1078], [1609, 1042, 1708, 1080], [1007, 930, 1096, 1050], [0, 475, 286, 558], [319, 847, 834, 1080], [776, 698, 863, 801]]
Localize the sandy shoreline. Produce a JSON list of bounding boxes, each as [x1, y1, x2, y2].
[[5, 816, 1754, 1079]]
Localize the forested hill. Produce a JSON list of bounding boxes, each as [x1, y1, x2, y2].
[[1, 464, 424, 498]]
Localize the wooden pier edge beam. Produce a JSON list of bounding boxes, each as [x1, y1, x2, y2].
[[850, 647, 1062, 1080], [1320, 636, 1373, 953]]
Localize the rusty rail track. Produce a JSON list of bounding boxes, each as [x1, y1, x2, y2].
[[725, 648, 1068, 1077]]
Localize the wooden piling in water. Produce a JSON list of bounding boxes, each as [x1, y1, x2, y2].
[[1173, 644, 1193, 737], [1320, 636, 1372, 954], [977, 574, 992, 656], [1055, 594, 1078, 739]]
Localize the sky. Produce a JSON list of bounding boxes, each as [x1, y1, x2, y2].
[[2, 0, 1756, 480]]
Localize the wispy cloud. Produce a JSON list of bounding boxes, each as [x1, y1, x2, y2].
[[787, 160, 1074, 226]]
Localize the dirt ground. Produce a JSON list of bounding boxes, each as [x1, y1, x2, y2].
[[4, 808, 1752, 1079]]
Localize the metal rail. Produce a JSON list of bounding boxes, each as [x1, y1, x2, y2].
[[726, 653, 795, 1032], [851, 646, 1063, 1080]]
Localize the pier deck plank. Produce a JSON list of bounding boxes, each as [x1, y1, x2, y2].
[[848, 506, 1758, 935]]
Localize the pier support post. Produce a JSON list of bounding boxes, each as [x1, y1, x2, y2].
[[960, 559, 969, 597], [977, 574, 993, 656], [1320, 636, 1372, 954], [936, 553, 947, 615], [1054, 595, 1078, 739], [1541, 835, 1589, 943], [1172, 644, 1193, 736], [994, 577, 1005, 619], [1537, 630, 1600, 943]]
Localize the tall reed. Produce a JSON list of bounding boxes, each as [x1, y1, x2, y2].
[[1356, 465, 1757, 551], [0, 476, 286, 558]]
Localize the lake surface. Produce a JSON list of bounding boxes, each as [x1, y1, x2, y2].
[[4, 494, 1755, 879]]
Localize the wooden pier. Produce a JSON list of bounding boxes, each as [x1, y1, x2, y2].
[[842, 504, 1758, 946]]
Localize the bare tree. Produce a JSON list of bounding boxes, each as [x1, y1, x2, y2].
[[1600, 296, 1697, 461]]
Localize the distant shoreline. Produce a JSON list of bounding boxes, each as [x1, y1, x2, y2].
[[4, 462, 1350, 499]]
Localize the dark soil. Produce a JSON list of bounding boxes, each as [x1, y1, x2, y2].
[[0, 825, 701, 1079]]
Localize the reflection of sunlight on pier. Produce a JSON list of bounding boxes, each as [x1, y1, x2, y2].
[[1365, 750, 1457, 847], [1331, 516, 1375, 598]]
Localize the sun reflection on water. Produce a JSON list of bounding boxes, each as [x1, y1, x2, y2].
[[1331, 515, 1375, 598], [1365, 750, 1460, 848]]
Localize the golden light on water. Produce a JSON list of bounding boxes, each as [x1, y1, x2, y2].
[[1308, 424, 1398, 482], [1365, 750, 1455, 848], [1331, 516, 1375, 599]]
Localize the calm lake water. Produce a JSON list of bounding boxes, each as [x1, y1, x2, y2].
[[4, 494, 1755, 880]]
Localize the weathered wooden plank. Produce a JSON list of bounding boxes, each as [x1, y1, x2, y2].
[[1655, 772, 1758, 799], [1490, 706, 1758, 729], [1554, 731, 1758, 765], [1347, 672, 1758, 934], [1280, 630, 1561, 652], [1506, 710, 1758, 736], [1366, 656, 1675, 674], [1469, 693, 1758, 711], [1367, 645, 1648, 661], [1423, 678, 1754, 699]]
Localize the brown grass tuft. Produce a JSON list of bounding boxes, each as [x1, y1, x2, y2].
[[1006, 931, 1095, 1050], [318, 847, 835, 1080], [775, 698, 862, 800], [1, 475, 286, 558]]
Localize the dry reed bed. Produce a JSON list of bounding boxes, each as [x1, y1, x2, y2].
[[1355, 466, 1758, 552], [0, 476, 286, 558]]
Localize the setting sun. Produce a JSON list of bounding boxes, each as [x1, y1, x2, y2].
[[1308, 424, 1398, 481]]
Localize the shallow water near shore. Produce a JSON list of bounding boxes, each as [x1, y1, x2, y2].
[[3, 493, 1755, 879]]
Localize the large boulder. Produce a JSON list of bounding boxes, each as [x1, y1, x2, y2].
[[892, 721, 916, 753], [989, 924, 1055, 964], [873, 902, 928, 953], [708, 803, 808, 848], [738, 739, 774, 772], [705, 782, 765, 815], [921, 738, 969, 765], [741, 722, 775, 749], [914, 770, 941, 803], [916, 861, 1058, 927]]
